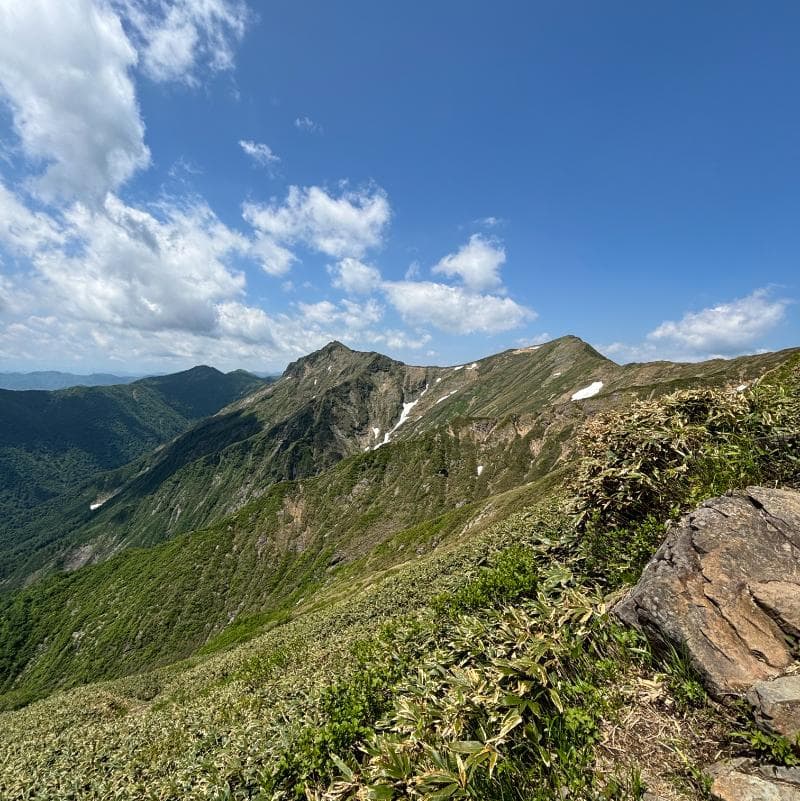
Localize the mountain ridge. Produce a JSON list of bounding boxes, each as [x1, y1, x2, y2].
[[5, 335, 795, 590], [0, 366, 268, 584]]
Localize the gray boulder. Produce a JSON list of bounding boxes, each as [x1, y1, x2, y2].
[[748, 675, 800, 739], [708, 759, 800, 800], [615, 487, 800, 704]]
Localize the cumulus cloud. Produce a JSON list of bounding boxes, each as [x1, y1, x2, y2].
[[239, 139, 280, 168], [250, 236, 296, 277], [374, 329, 432, 350], [328, 257, 382, 295], [647, 289, 789, 356], [0, 0, 150, 203], [601, 288, 791, 363], [243, 184, 391, 264], [117, 0, 250, 84], [383, 280, 533, 335], [45, 195, 247, 333], [0, 182, 66, 255], [0, 181, 248, 335], [432, 234, 506, 292]]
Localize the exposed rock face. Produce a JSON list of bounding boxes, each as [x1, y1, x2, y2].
[[707, 759, 800, 801], [617, 488, 800, 799], [748, 675, 800, 739], [615, 487, 800, 702]]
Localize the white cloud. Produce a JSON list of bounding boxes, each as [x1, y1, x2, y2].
[[295, 115, 322, 134], [432, 234, 506, 292], [117, 0, 250, 84], [47, 194, 247, 333], [405, 261, 421, 280], [474, 216, 504, 228], [243, 184, 391, 261], [250, 236, 296, 277], [328, 257, 382, 295], [239, 139, 280, 168], [0, 182, 248, 337], [375, 329, 432, 350], [383, 280, 533, 335], [0, 182, 65, 255], [0, 0, 150, 203], [648, 289, 789, 355], [215, 301, 275, 344], [601, 288, 791, 363]]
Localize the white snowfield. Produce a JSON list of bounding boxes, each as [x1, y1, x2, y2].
[[435, 390, 458, 404], [374, 385, 428, 449], [466, 362, 478, 370], [570, 381, 603, 401], [372, 427, 380, 438], [452, 365, 463, 371], [89, 499, 106, 511], [476, 464, 484, 476]]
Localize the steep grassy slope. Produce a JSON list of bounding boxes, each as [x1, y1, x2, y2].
[[0, 367, 266, 580], [1, 355, 798, 800], [7, 337, 791, 589], [0, 366, 590, 705]]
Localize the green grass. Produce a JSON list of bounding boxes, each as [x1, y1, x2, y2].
[[1, 344, 799, 799]]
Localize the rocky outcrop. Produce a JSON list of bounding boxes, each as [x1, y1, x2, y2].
[[615, 487, 800, 704], [616, 488, 800, 799], [748, 675, 800, 739], [707, 759, 800, 800]]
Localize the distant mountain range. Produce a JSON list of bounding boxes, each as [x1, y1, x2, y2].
[[0, 370, 141, 391], [0, 365, 268, 586], [0, 370, 280, 391]]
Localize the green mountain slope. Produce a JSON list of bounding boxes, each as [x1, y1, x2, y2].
[[13, 336, 792, 589], [0, 339, 796, 709], [0, 353, 797, 800], [0, 367, 266, 575]]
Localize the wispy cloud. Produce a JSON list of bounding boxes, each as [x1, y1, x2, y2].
[[239, 139, 280, 168], [294, 114, 323, 134], [117, 0, 252, 85]]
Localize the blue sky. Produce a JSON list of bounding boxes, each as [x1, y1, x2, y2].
[[0, 1, 798, 373]]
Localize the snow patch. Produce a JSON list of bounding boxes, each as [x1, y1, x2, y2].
[[435, 390, 458, 404], [89, 498, 106, 511], [476, 464, 484, 476], [571, 381, 603, 401], [735, 383, 748, 392], [374, 386, 427, 448], [466, 362, 478, 370], [372, 427, 380, 438], [452, 365, 463, 371], [435, 377, 442, 383]]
